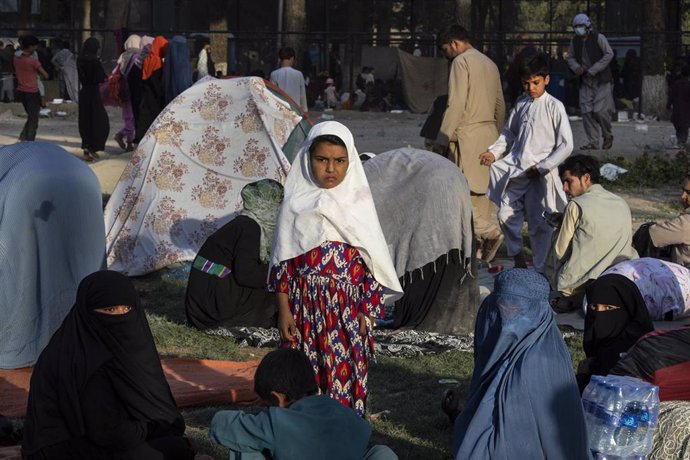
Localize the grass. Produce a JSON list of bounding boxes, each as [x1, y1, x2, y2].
[[128, 268, 587, 459]]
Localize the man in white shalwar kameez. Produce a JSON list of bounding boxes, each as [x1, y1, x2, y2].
[[481, 54, 573, 272]]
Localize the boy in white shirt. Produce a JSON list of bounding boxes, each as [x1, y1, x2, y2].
[[480, 54, 573, 272]]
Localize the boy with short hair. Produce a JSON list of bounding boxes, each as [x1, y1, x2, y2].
[[480, 54, 573, 272], [209, 348, 397, 460], [13, 35, 48, 141]]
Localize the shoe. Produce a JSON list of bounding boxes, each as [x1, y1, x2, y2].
[[125, 142, 135, 152], [602, 136, 614, 150], [89, 150, 100, 160], [579, 142, 599, 150], [550, 297, 577, 314], [82, 150, 94, 162], [114, 132, 126, 150], [481, 234, 504, 264]]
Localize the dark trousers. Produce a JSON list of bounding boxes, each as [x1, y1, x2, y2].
[[673, 123, 689, 144], [17, 90, 41, 141]]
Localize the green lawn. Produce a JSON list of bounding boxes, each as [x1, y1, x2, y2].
[[131, 270, 586, 460]]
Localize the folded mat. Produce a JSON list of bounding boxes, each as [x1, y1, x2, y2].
[[0, 358, 259, 418]]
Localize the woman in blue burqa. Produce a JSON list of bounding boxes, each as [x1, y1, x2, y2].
[[453, 269, 590, 460], [0, 142, 105, 369]]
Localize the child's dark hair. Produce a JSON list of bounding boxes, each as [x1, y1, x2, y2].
[[520, 53, 550, 80], [559, 154, 600, 184], [254, 348, 318, 405], [19, 35, 39, 49], [308, 134, 346, 155], [278, 47, 295, 60], [438, 25, 471, 46]]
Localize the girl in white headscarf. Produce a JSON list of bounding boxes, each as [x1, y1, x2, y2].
[[269, 121, 402, 417]]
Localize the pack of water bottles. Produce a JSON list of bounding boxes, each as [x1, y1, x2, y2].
[[582, 375, 660, 458]]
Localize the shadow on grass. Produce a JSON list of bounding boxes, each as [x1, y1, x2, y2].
[[368, 352, 474, 460]]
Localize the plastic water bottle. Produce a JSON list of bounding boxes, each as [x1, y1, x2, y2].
[[614, 401, 640, 456], [598, 384, 623, 454]]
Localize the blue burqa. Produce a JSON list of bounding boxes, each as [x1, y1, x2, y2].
[[0, 142, 106, 369], [453, 269, 590, 460], [163, 35, 192, 104]]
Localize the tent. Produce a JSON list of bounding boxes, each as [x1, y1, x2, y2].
[[104, 77, 310, 275]]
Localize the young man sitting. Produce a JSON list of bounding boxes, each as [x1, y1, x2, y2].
[[545, 154, 638, 311], [209, 348, 397, 460], [647, 174, 690, 268]]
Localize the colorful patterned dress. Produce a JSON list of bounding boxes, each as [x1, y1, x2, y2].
[[269, 241, 384, 416]]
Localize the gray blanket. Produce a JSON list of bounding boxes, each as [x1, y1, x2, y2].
[[0, 143, 106, 369], [363, 148, 474, 279]]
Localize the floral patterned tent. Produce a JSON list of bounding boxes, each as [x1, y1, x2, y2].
[[104, 77, 310, 275]]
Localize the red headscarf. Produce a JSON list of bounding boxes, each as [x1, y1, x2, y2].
[[142, 35, 168, 80]]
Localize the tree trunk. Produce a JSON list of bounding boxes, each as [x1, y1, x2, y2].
[[210, 2, 229, 76], [455, 0, 471, 30], [640, 0, 666, 117], [283, 0, 306, 70], [81, 0, 91, 47], [18, 0, 32, 30], [102, 0, 130, 70]]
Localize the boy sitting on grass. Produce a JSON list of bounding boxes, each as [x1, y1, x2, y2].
[[209, 348, 397, 460]]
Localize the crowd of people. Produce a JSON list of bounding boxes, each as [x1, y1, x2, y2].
[[2, 15, 690, 460]]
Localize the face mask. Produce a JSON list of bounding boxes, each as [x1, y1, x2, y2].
[[574, 26, 587, 37]]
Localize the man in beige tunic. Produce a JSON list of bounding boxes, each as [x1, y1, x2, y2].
[[648, 174, 690, 268], [546, 155, 638, 311], [436, 25, 505, 264]]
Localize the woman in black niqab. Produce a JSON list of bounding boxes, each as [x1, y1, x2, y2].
[[578, 273, 654, 391], [77, 37, 110, 161], [22, 270, 194, 460]]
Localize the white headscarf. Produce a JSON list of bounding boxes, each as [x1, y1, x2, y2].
[[572, 13, 592, 28], [117, 34, 142, 73], [270, 121, 403, 301]]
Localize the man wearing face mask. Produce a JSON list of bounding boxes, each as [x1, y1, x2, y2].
[[567, 13, 615, 151]]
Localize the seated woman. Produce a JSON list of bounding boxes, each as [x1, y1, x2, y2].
[[362, 148, 478, 334], [22, 271, 195, 460], [453, 269, 589, 459], [611, 327, 690, 460], [577, 273, 654, 392], [185, 179, 283, 329], [0, 142, 105, 369], [585, 257, 690, 320]]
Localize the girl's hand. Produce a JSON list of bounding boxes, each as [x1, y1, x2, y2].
[[277, 293, 296, 343], [357, 312, 374, 337], [278, 308, 297, 343]]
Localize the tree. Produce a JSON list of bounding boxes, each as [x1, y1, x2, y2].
[[640, 0, 666, 117], [283, 0, 306, 69], [101, 0, 130, 69], [210, 1, 230, 75], [455, 0, 471, 29]]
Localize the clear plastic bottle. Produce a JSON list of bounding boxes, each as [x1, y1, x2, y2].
[[583, 379, 602, 451], [598, 383, 623, 454], [614, 401, 639, 456]]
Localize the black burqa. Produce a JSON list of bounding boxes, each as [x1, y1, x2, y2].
[[23, 271, 191, 460], [77, 38, 110, 153], [583, 274, 654, 377]]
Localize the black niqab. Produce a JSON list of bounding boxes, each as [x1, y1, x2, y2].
[[23, 271, 184, 454], [583, 274, 654, 374]]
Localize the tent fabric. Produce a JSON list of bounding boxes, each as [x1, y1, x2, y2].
[[363, 148, 477, 334], [397, 49, 449, 113], [611, 326, 690, 401], [0, 142, 106, 370], [104, 77, 309, 275], [0, 359, 259, 418]]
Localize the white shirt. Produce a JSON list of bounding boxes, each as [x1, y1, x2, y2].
[[488, 91, 572, 174], [269, 66, 308, 111]]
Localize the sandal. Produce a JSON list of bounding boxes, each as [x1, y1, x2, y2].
[[441, 389, 463, 423], [579, 142, 599, 150], [82, 150, 94, 162]]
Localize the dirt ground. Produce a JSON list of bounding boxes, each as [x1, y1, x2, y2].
[[0, 102, 683, 195]]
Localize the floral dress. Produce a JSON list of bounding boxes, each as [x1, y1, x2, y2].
[[269, 241, 384, 416]]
